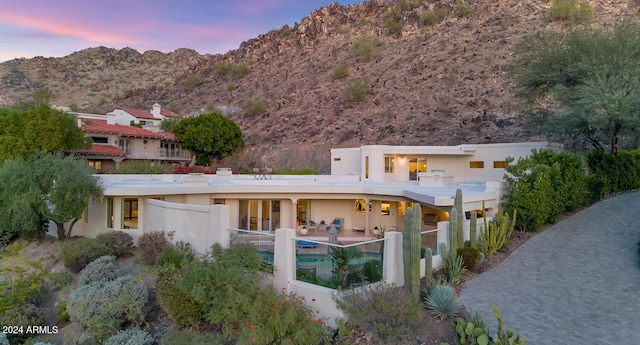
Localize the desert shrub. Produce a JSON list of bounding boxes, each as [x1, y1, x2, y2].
[[56, 299, 70, 323], [424, 283, 462, 319], [548, 0, 594, 24], [332, 63, 349, 79], [241, 287, 328, 345], [0, 304, 44, 343], [0, 333, 7, 345], [67, 275, 148, 342], [351, 36, 382, 61], [184, 75, 204, 91], [334, 283, 423, 342], [138, 231, 171, 265], [342, 77, 371, 105], [0, 266, 49, 311], [96, 231, 133, 257], [382, 6, 403, 34], [421, 7, 448, 26], [78, 255, 120, 286], [457, 247, 480, 271], [156, 266, 208, 327], [454, 0, 473, 17], [159, 329, 228, 345], [225, 82, 237, 91], [104, 329, 154, 345], [59, 237, 111, 272], [443, 254, 466, 285], [49, 271, 73, 289], [158, 241, 195, 268], [213, 61, 251, 79], [244, 99, 267, 117]]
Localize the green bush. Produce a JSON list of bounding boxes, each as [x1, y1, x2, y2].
[[104, 329, 154, 345], [505, 149, 588, 231], [585, 149, 640, 200], [334, 284, 424, 342], [424, 283, 462, 320], [159, 330, 228, 345], [457, 247, 480, 271], [213, 62, 251, 79], [115, 160, 172, 174], [351, 36, 382, 61], [241, 287, 328, 345], [421, 7, 448, 26], [137, 231, 171, 265], [49, 271, 73, 289], [184, 75, 205, 91], [454, 0, 473, 17], [0, 266, 48, 312], [56, 299, 70, 323], [96, 231, 133, 257], [332, 63, 349, 79], [245, 99, 267, 117], [548, 0, 594, 24], [66, 275, 148, 343], [59, 237, 111, 272], [382, 6, 403, 34], [0, 304, 44, 343], [158, 241, 195, 269], [363, 260, 382, 283], [156, 266, 208, 327], [78, 255, 120, 286], [342, 77, 371, 105]]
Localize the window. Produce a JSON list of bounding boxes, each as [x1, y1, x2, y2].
[[212, 198, 225, 205], [118, 139, 132, 154], [384, 156, 395, 173], [365, 156, 369, 179], [106, 197, 114, 228], [122, 198, 138, 229], [398, 201, 406, 216], [88, 161, 102, 171], [469, 161, 484, 168], [333, 157, 341, 161], [493, 161, 507, 168], [91, 136, 108, 144], [381, 201, 391, 215]]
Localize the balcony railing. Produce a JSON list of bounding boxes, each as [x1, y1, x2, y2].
[[158, 149, 192, 159]]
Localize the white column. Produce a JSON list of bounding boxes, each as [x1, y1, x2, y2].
[[382, 230, 404, 287], [291, 198, 298, 230]]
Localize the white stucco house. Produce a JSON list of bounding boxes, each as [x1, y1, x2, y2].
[[59, 141, 561, 326]]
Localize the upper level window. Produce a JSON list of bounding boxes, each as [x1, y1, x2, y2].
[[493, 161, 507, 168], [91, 136, 108, 144], [118, 139, 132, 154], [384, 156, 395, 173], [469, 161, 484, 169]]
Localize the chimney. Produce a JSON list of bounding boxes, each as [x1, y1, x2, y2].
[[151, 103, 162, 118]]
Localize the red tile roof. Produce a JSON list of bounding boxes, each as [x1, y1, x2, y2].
[[116, 107, 156, 120], [83, 123, 178, 140], [79, 118, 107, 125], [78, 144, 126, 156]]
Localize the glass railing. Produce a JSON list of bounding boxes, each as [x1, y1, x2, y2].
[[294, 237, 386, 290], [421, 228, 443, 255], [228, 228, 276, 270]]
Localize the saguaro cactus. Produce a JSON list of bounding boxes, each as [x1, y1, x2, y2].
[[403, 203, 422, 301], [455, 189, 465, 249], [470, 211, 478, 249], [424, 247, 433, 287], [449, 207, 459, 259]]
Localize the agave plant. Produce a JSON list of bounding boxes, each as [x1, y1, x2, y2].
[[444, 254, 466, 285], [424, 284, 462, 320]]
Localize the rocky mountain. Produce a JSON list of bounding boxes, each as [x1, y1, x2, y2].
[[0, 0, 636, 168]]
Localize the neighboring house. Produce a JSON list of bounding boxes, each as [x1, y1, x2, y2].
[[73, 104, 191, 171], [106, 103, 182, 127]]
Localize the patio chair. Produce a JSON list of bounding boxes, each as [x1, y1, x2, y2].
[[307, 219, 318, 232], [325, 218, 343, 231]]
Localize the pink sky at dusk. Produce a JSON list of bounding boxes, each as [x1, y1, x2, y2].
[[0, 0, 361, 62]]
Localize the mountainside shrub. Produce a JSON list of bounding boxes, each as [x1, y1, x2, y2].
[[59, 237, 111, 272], [382, 6, 403, 34], [245, 99, 267, 117], [96, 231, 133, 257], [334, 283, 423, 342], [351, 36, 382, 61], [421, 7, 448, 26], [104, 329, 154, 345], [343, 77, 371, 105], [548, 0, 594, 23], [67, 275, 148, 342], [138, 231, 171, 265], [332, 63, 349, 79], [78, 255, 120, 286], [454, 0, 473, 17]]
